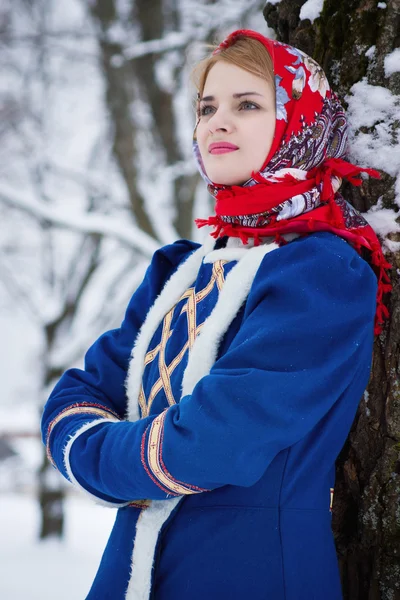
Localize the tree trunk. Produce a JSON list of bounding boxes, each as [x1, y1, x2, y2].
[[133, 0, 197, 239], [88, 0, 200, 240], [37, 231, 103, 538], [38, 450, 65, 539], [88, 0, 158, 239], [263, 1, 400, 598], [38, 361, 65, 539]]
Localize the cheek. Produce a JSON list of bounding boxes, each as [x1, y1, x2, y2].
[[195, 124, 207, 154], [250, 118, 275, 154]]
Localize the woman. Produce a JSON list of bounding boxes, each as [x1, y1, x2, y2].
[[41, 29, 391, 600]]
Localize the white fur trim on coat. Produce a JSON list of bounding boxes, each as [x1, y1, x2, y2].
[[204, 233, 298, 264], [203, 247, 250, 264], [123, 236, 213, 599], [124, 236, 280, 600], [181, 242, 278, 396], [125, 497, 182, 600], [125, 236, 214, 423]]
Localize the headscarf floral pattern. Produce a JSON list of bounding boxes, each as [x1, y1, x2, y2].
[[193, 32, 348, 224]]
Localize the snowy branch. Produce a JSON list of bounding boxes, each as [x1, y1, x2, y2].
[[49, 259, 149, 369], [0, 184, 160, 258], [123, 31, 189, 61], [0, 255, 43, 323]]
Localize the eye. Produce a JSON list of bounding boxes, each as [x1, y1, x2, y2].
[[198, 104, 215, 117], [239, 100, 259, 111]]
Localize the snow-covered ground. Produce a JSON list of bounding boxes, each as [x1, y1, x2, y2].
[[0, 397, 115, 599], [0, 492, 116, 600]]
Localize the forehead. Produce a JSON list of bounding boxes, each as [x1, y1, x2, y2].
[[203, 61, 269, 95]]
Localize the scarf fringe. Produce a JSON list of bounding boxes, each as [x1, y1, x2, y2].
[[370, 244, 392, 335]]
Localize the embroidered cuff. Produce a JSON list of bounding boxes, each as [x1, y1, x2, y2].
[[141, 410, 210, 497], [45, 402, 120, 467]]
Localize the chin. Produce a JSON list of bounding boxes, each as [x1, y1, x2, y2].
[[209, 172, 249, 186]]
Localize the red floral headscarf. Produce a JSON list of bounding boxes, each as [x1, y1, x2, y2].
[[193, 29, 392, 335]]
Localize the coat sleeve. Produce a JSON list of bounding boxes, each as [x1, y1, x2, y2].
[[41, 239, 199, 506], [60, 234, 378, 504]]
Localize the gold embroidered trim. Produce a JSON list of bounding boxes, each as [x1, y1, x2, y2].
[[146, 341, 189, 413], [48, 406, 118, 438], [187, 290, 197, 349], [159, 310, 176, 407], [143, 322, 205, 417], [140, 260, 227, 417], [213, 260, 226, 291], [143, 331, 174, 366], [138, 386, 147, 416], [46, 406, 119, 466], [147, 411, 203, 495], [128, 499, 151, 509]]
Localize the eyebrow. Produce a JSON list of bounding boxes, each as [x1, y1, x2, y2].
[[199, 92, 264, 102]]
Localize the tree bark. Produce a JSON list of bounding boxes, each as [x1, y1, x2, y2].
[[263, 1, 400, 598]]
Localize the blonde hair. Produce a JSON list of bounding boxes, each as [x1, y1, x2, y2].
[[191, 36, 275, 100]]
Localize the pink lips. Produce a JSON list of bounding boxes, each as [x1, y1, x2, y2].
[[208, 142, 239, 155]]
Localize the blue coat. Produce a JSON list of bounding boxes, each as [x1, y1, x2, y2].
[[41, 232, 377, 600]]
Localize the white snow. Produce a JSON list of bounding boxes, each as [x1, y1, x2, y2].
[[384, 48, 400, 77], [384, 238, 400, 253], [106, 21, 127, 45], [49, 260, 149, 369], [364, 205, 400, 237], [346, 79, 400, 211], [0, 308, 42, 408], [0, 493, 116, 600], [346, 78, 400, 241], [377, 2, 387, 8], [300, 0, 324, 23], [346, 80, 398, 132], [110, 53, 125, 68], [0, 404, 40, 437], [124, 31, 188, 60], [365, 46, 376, 59], [0, 183, 159, 257]]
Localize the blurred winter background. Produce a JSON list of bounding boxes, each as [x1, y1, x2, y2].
[[0, 1, 276, 598], [0, 0, 399, 598]]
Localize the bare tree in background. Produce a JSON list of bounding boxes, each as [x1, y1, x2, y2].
[[263, 1, 400, 598], [86, 0, 269, 241], [0, 0, 268, 538], [0, 0, 155, 538]]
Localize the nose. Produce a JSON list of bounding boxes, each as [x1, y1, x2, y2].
[[207, 107, 234, 134]]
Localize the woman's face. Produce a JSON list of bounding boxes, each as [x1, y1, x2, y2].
[[196, 61, 276, 186]]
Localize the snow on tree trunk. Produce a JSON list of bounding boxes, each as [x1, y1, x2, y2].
[[263, 1, 400, 598]]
